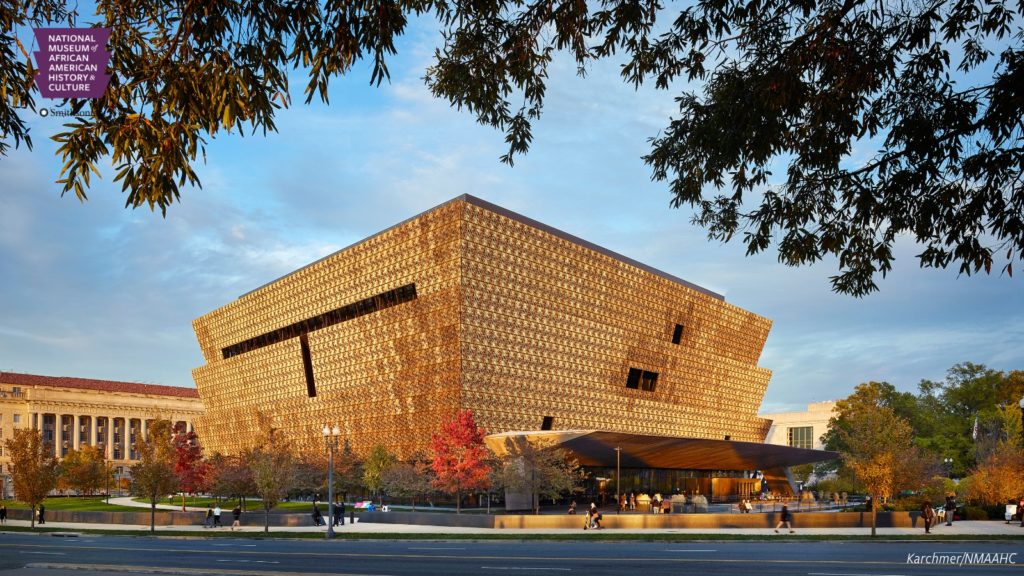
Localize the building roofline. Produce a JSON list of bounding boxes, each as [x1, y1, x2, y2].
[[240, 194, 723, 301], [0, 371, 200, 399]]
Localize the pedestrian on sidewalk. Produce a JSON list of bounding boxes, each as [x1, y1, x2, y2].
[[204, 506, 213, 528], [231, 505, 241, 531], [213, 504, 222, 528], [921, 501, 935, 534], [38, 504, 45, 525], [944, 494, 956, 527], [0, 504, 6, 524], [774, 504, 794, 533]]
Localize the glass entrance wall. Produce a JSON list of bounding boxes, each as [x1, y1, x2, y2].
[[581, 467, 758, 504]]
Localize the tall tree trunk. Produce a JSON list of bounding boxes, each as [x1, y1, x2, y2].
[[456, 489, 461, 514], [182, 493, 187, 512], [31, 505, 35, 529], [264, 506, 270, 533], [150, 499, 157, 533]]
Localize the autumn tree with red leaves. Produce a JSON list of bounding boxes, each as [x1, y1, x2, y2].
[[430, 410, 491, 513], [172, 423, 210, 511]]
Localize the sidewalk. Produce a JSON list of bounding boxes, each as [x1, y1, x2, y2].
[[1, 517, 1020, 536]]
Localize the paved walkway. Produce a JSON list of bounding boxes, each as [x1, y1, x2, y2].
[[2, 517, 1021, 536], [107, 496, 211, 512]]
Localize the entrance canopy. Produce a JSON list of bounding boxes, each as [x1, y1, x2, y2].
[[486, 430, 838, 471]]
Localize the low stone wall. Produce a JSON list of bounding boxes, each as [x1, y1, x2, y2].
[[361, 510, 930, 529], [5, 507, 318, 527]]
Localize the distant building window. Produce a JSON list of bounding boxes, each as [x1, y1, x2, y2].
[[541, 416, 554, 430], [787, 426, 813, 449], [626, 368, 659, 391], [12, 414, 20, 425], [626, 368, 641, 389], [672, 324, 684, 344]]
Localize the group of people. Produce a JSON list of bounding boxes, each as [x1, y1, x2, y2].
[[568, 502, 604, 529], [204, 505, 242, 530], [312, 503, 344, 527], [919, 495, 956, 534]]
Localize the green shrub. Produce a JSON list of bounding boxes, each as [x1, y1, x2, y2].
[[890, 498, 922, 511], [962, 506, 990, 520]]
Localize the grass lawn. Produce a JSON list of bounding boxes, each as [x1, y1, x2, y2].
[[131, 496, 353, 514], [1, 497, 144, 513]]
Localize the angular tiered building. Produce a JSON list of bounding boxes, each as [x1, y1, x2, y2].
[[192, 195, 782, 465]]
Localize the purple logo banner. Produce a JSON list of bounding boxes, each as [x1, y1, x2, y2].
[[33, 27, 112, 99]]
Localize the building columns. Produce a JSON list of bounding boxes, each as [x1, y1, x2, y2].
[[90, 415, 98, 448], [73, 414, 81, 450]]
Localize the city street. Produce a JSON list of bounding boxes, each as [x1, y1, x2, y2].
[[0, 533, 1021, 576]]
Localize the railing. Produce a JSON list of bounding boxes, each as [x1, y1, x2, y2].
[[0, 389, 25, 398]]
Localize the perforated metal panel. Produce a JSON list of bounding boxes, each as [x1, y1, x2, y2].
[[192, 196, 773, 460]]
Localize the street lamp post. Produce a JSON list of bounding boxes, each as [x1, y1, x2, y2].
[[614, 447, 621, 514], [943, 457, 953, 478], [323, 425, 341, 539], [1019, 398, 1024, 443]]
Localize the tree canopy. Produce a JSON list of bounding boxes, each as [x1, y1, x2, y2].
[[380, 453, 435, 510], [3, 0, 1020, 295], [495, 436, 584, 515], [57, 445, 108, 496], [130, 418, 178, 533], [828, 382, 929, 535], [363, 444, 398, 501], [430, 409, 491, 513], [3, 428, 59, 528], [171, 424, 210, 511], [248, 411, 296, 532]]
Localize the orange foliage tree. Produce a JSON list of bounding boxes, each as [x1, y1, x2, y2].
[[430, 410, 491, 513]]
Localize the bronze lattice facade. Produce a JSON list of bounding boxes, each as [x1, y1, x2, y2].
[[192, 195, 774, 459]]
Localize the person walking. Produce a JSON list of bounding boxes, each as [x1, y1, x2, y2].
[[774, 504, 794, 533], [213, 504, 222, 528], [922, 501, 936, 534], [1018, 495, 1024, 527], [944, 494, 956, 527], [231, 505, 241, 531], [37, 503, 45, 525], [312, 504, 323, 526], [204, 506, 213, 528], [0, 504, 7, 524]]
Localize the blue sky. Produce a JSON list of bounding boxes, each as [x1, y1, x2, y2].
[[2, 17, 1021, 413]]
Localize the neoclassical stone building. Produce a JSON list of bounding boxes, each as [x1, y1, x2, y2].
[[0, 372, 203, 494]]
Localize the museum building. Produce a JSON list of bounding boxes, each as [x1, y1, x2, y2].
[[192, 195, 833, 499], [0, 371, 204, 498]]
